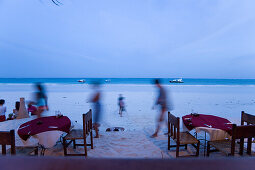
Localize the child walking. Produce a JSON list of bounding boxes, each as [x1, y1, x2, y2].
[[118, 94, 125, 117]]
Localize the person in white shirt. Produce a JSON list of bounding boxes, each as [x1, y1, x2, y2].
[[0, 99, 7, 122]]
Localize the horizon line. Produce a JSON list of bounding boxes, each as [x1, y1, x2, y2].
[[0, 77, 255, 80]]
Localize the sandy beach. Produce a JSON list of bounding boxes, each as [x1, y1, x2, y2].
[[1, 84, 255, 158]]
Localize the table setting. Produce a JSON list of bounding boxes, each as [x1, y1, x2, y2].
[[182, 113, 233, 141], [181, 113, 233, 156], [0, 111, 79, 151]]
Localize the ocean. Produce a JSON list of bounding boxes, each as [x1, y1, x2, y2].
[[0, 78, 255, 85]]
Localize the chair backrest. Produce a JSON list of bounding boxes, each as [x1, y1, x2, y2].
[[231, 124, 255, 155], [168, 112, 180, 142], [241, 111, 255, 125], [0, 130, 16, 155], [83, 109, 93, 136], [232, 124, 255, 139]]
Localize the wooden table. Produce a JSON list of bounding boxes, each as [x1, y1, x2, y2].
[[17, 116, 72, 150], [182, 113, 233, 155]]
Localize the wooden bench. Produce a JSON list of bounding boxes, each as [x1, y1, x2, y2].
[[63, 109, 93, 157], [168, 112, 200, 157], [0, 130, 38, 156], [207, 124, 255, 156]]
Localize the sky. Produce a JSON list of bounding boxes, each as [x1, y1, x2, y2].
[[0, 0, 255, 78]]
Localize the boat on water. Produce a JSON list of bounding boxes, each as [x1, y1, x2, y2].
[[105, 79, 111, 82], [77, 79, 86, 83], [169, 78, 184, 83]]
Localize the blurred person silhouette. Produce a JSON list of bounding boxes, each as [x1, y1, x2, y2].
[[118, 94, 125, 117], [151, 79, 172, 138], [90, 82, 102, 138], [0, 99, 6, 122], [29, 83, 48, 118], [12, 101, 20, 118], [14, 101, 20, 113]]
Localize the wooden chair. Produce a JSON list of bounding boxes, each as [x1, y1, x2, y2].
[[207, 124, 255, 156], [241, 111, 255, 125], [168, 112, 200, 157], [0, 130, 38, 156], [63, 109, 93, 157], [240, 111, 255, 154]]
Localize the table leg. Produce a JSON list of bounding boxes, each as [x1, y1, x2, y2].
[[194, 130, 211, 156], [39, 144, 46, 156], [195, 131, 207, 156], [204, 131, 206, 156]]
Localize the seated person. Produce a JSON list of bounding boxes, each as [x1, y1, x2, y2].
[[0, 99, 6, 122], [13, 101, 20, 116], [27, 103, 37, 115]]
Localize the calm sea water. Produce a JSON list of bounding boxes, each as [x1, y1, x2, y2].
[[0, 78, 255, 85]]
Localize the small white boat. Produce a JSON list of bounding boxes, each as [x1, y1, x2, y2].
[[77, 79, 86, 83], [170, 78, 184, 83], [105, 79, 111, 82]]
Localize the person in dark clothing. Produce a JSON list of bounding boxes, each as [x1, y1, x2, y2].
[[118, 94, 125, 117], [151, 79, 168, 138]]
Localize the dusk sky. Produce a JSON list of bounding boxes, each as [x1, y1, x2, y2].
[[0, 0, 254, 78]]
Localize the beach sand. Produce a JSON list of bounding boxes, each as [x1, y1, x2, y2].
[[1, 84, 255, 158]]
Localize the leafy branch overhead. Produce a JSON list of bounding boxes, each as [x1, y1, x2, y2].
[[51, 0, 63, 6]]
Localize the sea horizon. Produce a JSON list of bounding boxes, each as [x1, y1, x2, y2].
[[0, 78, 255, 85]]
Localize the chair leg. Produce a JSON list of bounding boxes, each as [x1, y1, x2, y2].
[[90, 131, 93, 149], [168, 136, 170, 150], [207, 142, 210, 157], [239, 138, 244, 155], [176, 143, 179, 157], [73, 140, 76, 149], [247, 138, 252, 155], [84, 137, 87, 157], [34, 147, 39, 155], [63, 137, 67, 156], [196, 141, 200, 156], [2, 145, 6, 155], [84, 144, 87, 157], [40, 147, 46, 156]]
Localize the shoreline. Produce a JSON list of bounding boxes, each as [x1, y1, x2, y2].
[[1, 83, 255, 86]]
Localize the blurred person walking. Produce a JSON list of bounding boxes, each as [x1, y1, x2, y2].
[[90, 82, 102, 138], [30, 83, 48, 118], [151, 79, 171, 137]]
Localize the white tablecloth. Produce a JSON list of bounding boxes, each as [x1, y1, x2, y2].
[[0, 116, 80, 148], [182, 122, 231, 141]]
